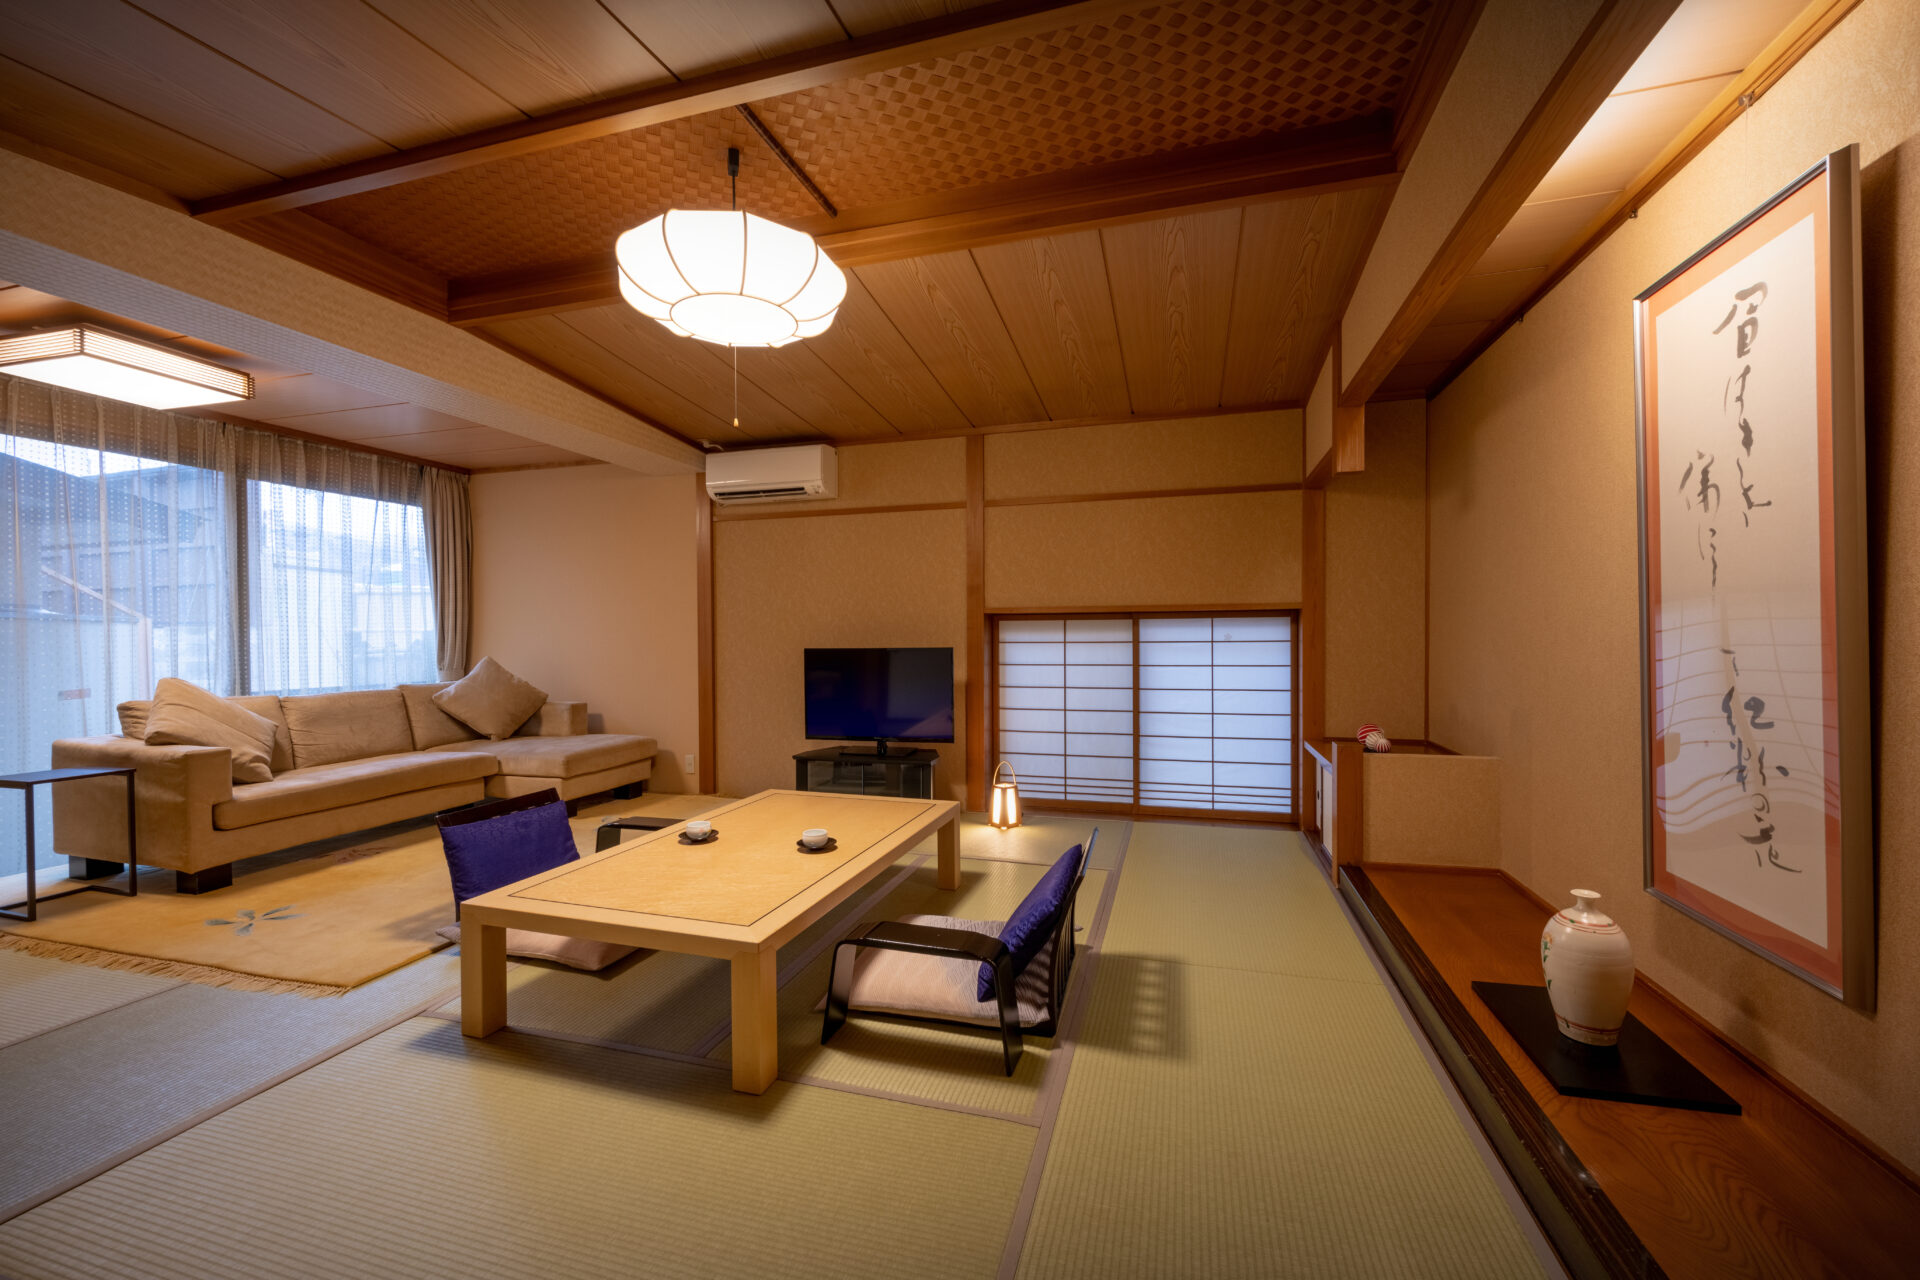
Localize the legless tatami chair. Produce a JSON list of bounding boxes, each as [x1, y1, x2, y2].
[[821, 830, 1096, 1075]]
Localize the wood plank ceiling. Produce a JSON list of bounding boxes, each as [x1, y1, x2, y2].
[[0, 0, 1438, 451]]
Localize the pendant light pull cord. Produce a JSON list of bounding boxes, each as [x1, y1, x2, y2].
[[728, 145, 742, 429]]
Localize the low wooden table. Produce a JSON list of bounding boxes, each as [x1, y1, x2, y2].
[[459, 788, 961, 1093]]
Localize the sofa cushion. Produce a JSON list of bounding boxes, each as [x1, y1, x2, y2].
[[144, 678, 279, 785], [122, 695, 294, 773], [399, 683, 481, 750], [513, 701, 588, 738], [281, 690, 414, 768], [425, 734, 656, 779], [433, 657, 547, 740], [213, 750, 498, 830]]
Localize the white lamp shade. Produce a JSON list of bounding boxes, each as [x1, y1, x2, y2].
[[615, 210, 846, 348]]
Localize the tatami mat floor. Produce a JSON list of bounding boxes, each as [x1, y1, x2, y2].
[[0, 804, 1560, 1279]]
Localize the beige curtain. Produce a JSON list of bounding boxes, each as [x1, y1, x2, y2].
[[422, 466, 471, 680]]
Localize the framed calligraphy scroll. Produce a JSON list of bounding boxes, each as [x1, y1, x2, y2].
[[1634, 144, 1872, 1008]]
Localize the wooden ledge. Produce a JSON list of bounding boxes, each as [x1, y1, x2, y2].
[[1341, 863, 1920, 1280]]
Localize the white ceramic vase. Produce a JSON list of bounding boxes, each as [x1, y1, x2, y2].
[[1540, 889, 1634, 1047]]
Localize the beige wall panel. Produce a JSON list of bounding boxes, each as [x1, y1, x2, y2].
[[984, 410, 1303, 499], [1326, 399, 1426, 740], [1342, 0, 1601, 389], [1305, 351, 1333, 475], [471, 466, 700, 791], [719, 436, 965, 514], [986, 492, 1302, 609], [1362, 754, 1500, 867], [715, 509, 967, 802], [1426, 0, 1920, 1167]]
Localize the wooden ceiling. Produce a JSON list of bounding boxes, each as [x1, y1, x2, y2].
[[0, 0, 1455, 452], [484, 186, 1386, 445]]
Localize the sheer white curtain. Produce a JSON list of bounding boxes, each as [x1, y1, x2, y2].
[[2, 376, 238, 875], [0, 373, 459, 875], [235, 429, 438, 696]]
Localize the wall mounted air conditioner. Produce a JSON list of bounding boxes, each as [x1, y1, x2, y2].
[[704, 444, 838, 505]]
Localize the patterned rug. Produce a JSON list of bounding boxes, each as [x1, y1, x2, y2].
[[0, 793, 725, 996]]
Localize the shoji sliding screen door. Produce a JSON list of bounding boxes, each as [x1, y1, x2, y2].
[[994, 614, 1296, 820]]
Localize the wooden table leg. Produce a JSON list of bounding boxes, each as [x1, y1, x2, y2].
[[730, 947, 779, 1094], [937, 814, 960, 890], [461, 919, 507, 1038]]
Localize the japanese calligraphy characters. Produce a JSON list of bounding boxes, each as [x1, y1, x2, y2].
[[1636, 146, 1869, 1003], [1646, 211, 1826, 949]]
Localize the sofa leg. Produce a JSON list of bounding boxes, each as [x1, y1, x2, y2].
[[614, 780, 647, 800], [175, 865, 233, 894], [565, 799, 579, 817], [68, 856, 126, 880]]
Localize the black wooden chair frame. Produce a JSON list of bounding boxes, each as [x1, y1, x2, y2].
[[820, 829, 1097, 1076]]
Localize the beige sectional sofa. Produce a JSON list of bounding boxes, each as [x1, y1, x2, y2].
[[51, 684, 655, 893]]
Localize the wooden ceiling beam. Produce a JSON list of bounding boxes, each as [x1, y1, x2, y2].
[[222, 210, 450, 320], [446, 116, 1399, 327], [187, 0, 1154, 225], [1339, 0, 1680, 408]]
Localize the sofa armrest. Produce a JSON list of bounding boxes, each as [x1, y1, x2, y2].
[[51, 736, 235, 871], [516, 701, 588, 737]]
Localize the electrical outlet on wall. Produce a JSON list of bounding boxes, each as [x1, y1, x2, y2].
[[684, 753, 696, 774]]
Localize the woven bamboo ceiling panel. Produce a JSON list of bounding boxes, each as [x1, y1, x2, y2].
[[308, 0, 1431, 281], [309, 108, 821, 280], [755, 0, 1432, 207]]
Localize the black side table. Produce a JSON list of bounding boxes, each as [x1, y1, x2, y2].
[[594, 814, 677, 852], [0, 767, 138, 923]]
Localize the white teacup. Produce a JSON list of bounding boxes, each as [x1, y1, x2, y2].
[[685, 819, 713, 840], [800, 828, 830, 849]]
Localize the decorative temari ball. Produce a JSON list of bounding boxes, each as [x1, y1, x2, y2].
[[1357, 722, 1392, 753]]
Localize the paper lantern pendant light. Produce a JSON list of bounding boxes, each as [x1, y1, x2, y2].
[[615, 208, 846, 348], [989, 762, 1022, 830]]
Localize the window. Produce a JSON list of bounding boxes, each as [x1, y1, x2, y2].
[[994, 614, 1296, 819], [1, 384, 447, 878], [247, 481, 436, 695]]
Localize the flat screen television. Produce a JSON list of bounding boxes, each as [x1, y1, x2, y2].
[[804, 647, 954, 755]]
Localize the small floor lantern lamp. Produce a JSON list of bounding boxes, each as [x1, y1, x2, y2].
[[989, 762, 1022, 830]]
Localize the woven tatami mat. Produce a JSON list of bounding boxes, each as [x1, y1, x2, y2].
[[1015, 964, 1544, 1279], [0, 953, 458, 1222], [947, 813, 1114, 868], [0, 1018, 1035, 1280], [0, 948, 178, 1049], [1101, 822, 1380, 983]]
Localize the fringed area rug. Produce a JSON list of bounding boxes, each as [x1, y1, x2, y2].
[[0, 825, 458, 997], [0, 793, 730, 997]]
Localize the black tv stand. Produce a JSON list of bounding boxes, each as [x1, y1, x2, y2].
[[794, 745, 937, 798]]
